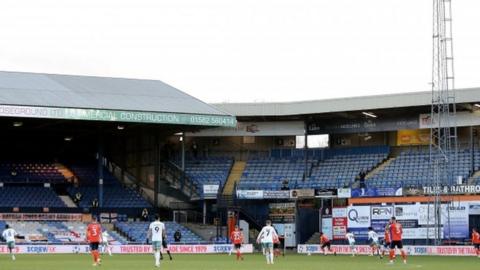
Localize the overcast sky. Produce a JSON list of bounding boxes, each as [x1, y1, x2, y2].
[[0, 0, 479, 103]]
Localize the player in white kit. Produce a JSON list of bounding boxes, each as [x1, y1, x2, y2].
[[368, 227, 382, 258], [345, 230, 357, 256], [2, 224, 18, 261], [256, 220, 278, 265], [148, 215, 166, 268], [101, 230, 113, 256]]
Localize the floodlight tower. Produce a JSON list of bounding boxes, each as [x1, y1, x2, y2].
[[429, 0, 457, 245]]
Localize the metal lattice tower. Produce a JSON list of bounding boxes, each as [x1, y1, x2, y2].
[[429, 0, 457, 245]]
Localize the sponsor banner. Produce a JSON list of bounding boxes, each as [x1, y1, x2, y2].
[[203, 185, 219, 194], [442, 203, 469, 239], [347, 206, 371, 228], [290, 189, 315, 199], [0, 105, 237, 127], [371, 219, 389, 234], [397, 219, 418, 229], [298, 245, 373, 255], [337, 188, 351, 198], [420, 111, 480, 129], [236, 190, 264, 199], [321, 206, 332, 218], [100, 213, 118, 223], [284, 224, 296, 247], [418, 204, 436, 225], [297, 245, 478, 256], [371, 206, 394, 220], [263, 190, 290, 199], [203, 185, 219, 197], [403, 187, 424, 196], [418, 202, 469, 239], [0, 244, 254, 254], [332, 207, 347, 218], [186, 121, 304, 137], [0, 213, 83, 221], [469, 203, 480, 215], [349, 228, 369, 240], [394, 205, 419, 221], [321, 218, 333, 240], [308, 116, 419, 134], [422, 185, 480, 195], [333, 217, 347, 240], [273, 224, 285, 235], [315, 189, 337, 198], [397, 129, 430, 146], [402, 228, 443, 240], [351, 187, 402, 198]]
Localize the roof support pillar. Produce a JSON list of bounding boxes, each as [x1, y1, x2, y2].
[[97, 129, 104, 208], [304, 121, 309, 182]]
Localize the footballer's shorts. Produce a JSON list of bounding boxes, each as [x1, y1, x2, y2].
[[383, 241, 391, 249], [348, 241, 356, 248], [6, 241, 15, 249], [474, 243, 480, 249], [262, 242, 273, 249], [90, 242, 100, 251], [390, 241, 403, 249], [152, 241, 162, 250], [234, 244, 242, 249], [321, 241, 331, 249], [370, 240, 379, 246]]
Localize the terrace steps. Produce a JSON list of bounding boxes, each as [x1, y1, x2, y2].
[[223, 161, 246, 195]]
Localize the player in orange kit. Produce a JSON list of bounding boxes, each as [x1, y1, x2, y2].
[[388, 217, 407, 264], [319, 232, 336, 256], [86, 218, 103, 266], [472, 228, 480, 258], [381, 224, 391, 258], [230, 225, 244, 261]]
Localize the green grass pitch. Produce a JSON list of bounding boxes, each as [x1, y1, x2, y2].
[[0, 253, 478, 270]]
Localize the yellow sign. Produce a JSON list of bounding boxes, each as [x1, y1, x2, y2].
[[397, 129, 430, 145]]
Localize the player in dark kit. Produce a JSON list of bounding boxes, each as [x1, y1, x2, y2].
[[160, 235, 173, 260]]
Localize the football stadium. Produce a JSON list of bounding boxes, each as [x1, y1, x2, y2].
[[2, 1, 480, 270], [0, 70, 480, 270]]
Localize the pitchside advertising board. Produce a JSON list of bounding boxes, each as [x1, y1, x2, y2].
[[332, 208, 347, 240], [0, 244, 254, 254], [346, 206, 370, 239], [297, 245, 479, 256], [339, 202, 472, 240], [370, 206, 393, 235]]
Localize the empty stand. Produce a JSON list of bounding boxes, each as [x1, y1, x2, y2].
[[305, 152, 387, 189], [66, 162, 151, 208], [239, 157, 313, 190], [0, 162, 65, 183], [67, 186, 150, 208], [368, 148, 479, 188], [238, 146, 389, 190], [0, 186, 66, 207], [183, 157, 233, 196], [115, 221, 204, 244]]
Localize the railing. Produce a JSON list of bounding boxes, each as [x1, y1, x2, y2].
[[161, 161, 199, 198]]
